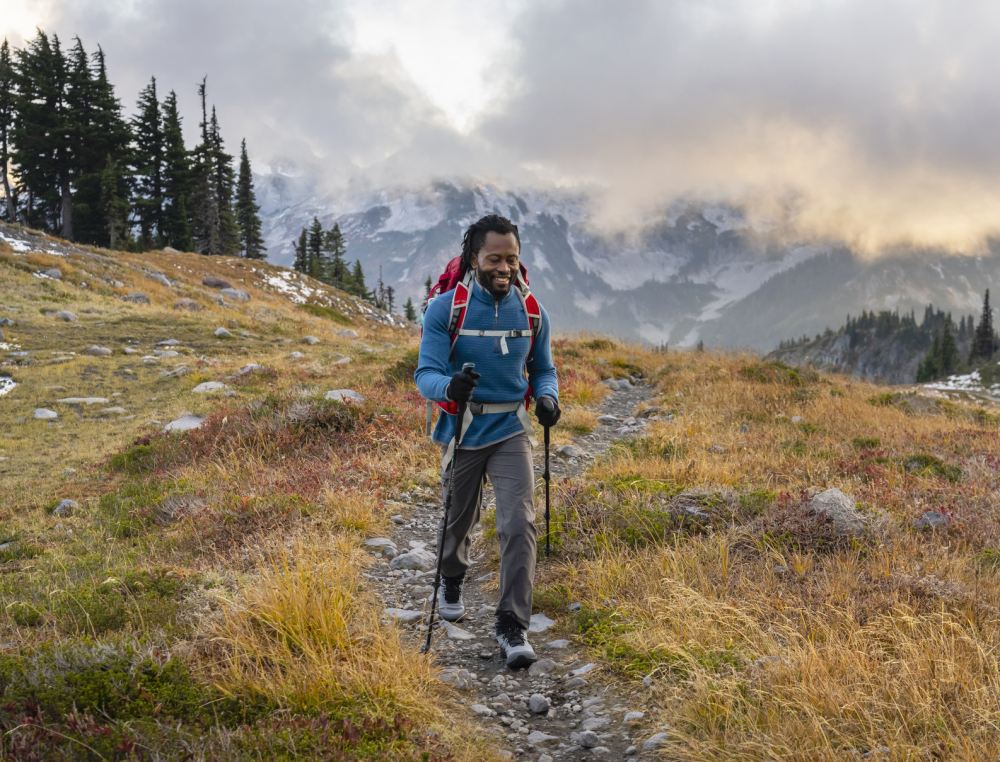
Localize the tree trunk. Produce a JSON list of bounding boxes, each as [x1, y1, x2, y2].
[[60, 182, 73, 240]]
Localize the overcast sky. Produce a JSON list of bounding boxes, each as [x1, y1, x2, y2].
[[5, 0, 1000, 251]]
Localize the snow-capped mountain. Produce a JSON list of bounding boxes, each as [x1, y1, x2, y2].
[[255, 169, 1000, 351]]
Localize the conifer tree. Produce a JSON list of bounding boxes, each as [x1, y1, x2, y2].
[[235, 138, 265, 258], [350, 259, 367, 298], [208, 106, 239, 255], [404, 297, 417, 322], [0, 39, 17, 221], [306, 216, 324, 279], [131, 76, 164, 248], [939, 320, 958, 376], [100, 156, 129, 249], [292, 228, 309, 273], [63, 37, 97, 243], [160, 90, 191, 250], [86, 45, 130, 246], [971, 289, 995, 362], [322, 222, 346, 286], [424, 274, 432, 299], [190, 78, 220, 255]]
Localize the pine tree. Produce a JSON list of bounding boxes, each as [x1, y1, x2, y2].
[[131, 76, 164, 249], [424, 275, 432, 298], [0, 39, 16, 221], [190, 78, 219, 255], [307, 216, 323, 279], [385, 285, 395, 313], [86, 45, 131, 246], [100, 156, 129, 249], [939, 320, 958, 376], [404, 297, 416, 322], [208, 106, 239, 255], [322, 222, 346, 286], [160, 90, 191, 250], [235, 138, 265, 258], [349, 259, 367, 298], [971, 289, 994, 362], [292, 228, 308, 273], [63, 37, 97, 243]]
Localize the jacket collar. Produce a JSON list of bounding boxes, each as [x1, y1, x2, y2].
[[471, 276, 514, 306]]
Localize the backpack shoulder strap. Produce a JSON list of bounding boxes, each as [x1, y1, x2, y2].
[[447, 271, 474, 355], [514, 271, 542, 358]]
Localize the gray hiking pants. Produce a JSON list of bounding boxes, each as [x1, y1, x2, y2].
[[440, 432, 536, 629]]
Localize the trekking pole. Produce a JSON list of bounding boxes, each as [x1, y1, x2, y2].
[[422, 362, 475, 654], [544, 424, 551, 556]]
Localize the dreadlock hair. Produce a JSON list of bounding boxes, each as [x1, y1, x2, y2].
[[459, 214, 520, 275]]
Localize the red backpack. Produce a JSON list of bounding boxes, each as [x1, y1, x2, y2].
[[422, 256, 542, 423]]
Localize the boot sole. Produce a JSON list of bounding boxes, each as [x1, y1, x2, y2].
[[504, 650, 538, 670]]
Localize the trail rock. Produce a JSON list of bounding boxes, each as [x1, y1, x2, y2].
[[389, 548, 436, 571], [51, 499, 78, 517], [528, 658, 557, 676], [581, 716, 610, 731], [443, 621, 476, 640], [220, 287, 250, 301], [202, 276, 232, 289], [84, 346, 112, 357], [164, 413, 204, 432], [528, 693, 550, 714], [529, 613, 556, 633], [571, 730, 601, 749], [556, 445, 584, 459], [365, 538, 398, 557], [623, 711, 644, 724], [384, 607, 422, 624], [34, 408, 58, 420], [471, 704, 496, 717], [527, 731, 559, 746], [642, 731, 670, 751], [325, 389, 365, 404], [808, 488, 866, 537], [546, 639, 570, 649], [571, 663, 597, 676], [440, 667, 476, 690]]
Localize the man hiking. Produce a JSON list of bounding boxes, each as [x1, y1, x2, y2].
[[415, 214, 560, 669]]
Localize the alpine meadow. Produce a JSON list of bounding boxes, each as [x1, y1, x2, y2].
[[5, 5, 1000, 762]]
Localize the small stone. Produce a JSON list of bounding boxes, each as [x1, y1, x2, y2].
[[34, 408, 58, 420], [192, 381, 229, 394], [565, 677, 588, 689], [624, 710, 645, 723], [124, 292, 151, 304], [173, 298, 201, 311], [303, 335, 320, 345], [528, 613, 556, 633], [289, 351, 305, 360], [56, 397, 109, 405], [325, 388, 365, 404], [364, 537, 398, 557], [43, 267, 62, 279], [470, 704, 496, 717], [546, 639, 570, 649], [161, 365, 191, 378], [571, 662, 597, 676], [526, 731, 558, 747], [202, 276, 232, 289], [54, 310, 77, 322], [625, 746, 638, 757], [213, 327, 233, 338], [98, 407, 128, 416], [154, 349, 180, 358], [791, 415, 804, 424], [337, 328, 359, 338], [51, 499, 78, 517], [147, 271, 172, 287], [556, 445, 584, 459], [538, 755, 554, 762], [384, 607, 423, 624], [220, 287, 250, 301], [391, 514, 405, 524], [157, 339, 181, 347], [442, 621, 476, 641], [808, 488, 866, 537], [571, 730, 600, 749], [642, 731, 670, 751], [528, 658, 557, 676], [439, 667, 475, 690], [83, 345, 112, 357], [164, 413, 204, 432], [597, 414, 619, 424], [528, 693, 550, 714], [914, 510, 950, 530], [581, 716, 610, 731]]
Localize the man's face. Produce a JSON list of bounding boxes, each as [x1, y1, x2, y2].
[[472, 231, 519, 297]]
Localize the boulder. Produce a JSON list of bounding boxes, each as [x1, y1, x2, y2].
[[54, 310, 77, 322], [220, 287, 250, 301], [192, 381, 229, 394], [213, 327, 233, 338], [56, 397, 109, 405], [303, 335, 320, 345], [914, 510, 950, 530], [51, 499, 78, 517], [528, 694, 550, 714], [202, 276, 232, 289], [43, 267, 62, 279], [808, 488, 867, 537], [389, 548, 436, 571], [164, 413, 204, 432], [324, 389, 365, 404], [83, 345, 112, 357], [34, 408, 58, 420], [337, 328, 359, 338]]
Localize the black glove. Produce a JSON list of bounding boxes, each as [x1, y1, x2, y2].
[[446, 368, 480, 404], [536, 396, 561, 427]]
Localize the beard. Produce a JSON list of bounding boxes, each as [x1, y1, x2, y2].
[[476, 268, 512, 297]]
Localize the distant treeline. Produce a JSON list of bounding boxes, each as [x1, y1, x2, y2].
[[0, 30, 264, 258], [776, 290, 998, 382]]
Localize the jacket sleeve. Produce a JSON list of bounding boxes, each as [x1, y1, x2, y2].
[[526, 304, 558, 402], [414, 297, 453, 403]]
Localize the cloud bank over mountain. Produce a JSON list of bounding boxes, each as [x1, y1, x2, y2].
[[12, 0, 1000, 251]]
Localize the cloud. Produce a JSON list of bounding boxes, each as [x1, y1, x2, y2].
[[481, 0, 1000, 252]]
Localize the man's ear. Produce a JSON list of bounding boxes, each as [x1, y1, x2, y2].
[[470, 254, 479, 270]]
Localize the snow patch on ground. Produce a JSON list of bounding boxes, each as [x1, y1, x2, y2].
[[925, 370, 1000, 395], [0, 230, 31, 253], [263, 271, 317, 304], [0, 377, 16, 396], [0, 342, 21, 351]]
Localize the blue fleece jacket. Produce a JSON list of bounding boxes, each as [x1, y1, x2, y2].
[[415, 278, 559, 449]]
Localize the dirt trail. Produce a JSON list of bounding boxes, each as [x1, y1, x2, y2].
[[368, 382, 671, 760]]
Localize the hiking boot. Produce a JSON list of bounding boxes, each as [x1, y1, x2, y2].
[[438, 575, 465, 622], [495, 611, 537, 669]]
